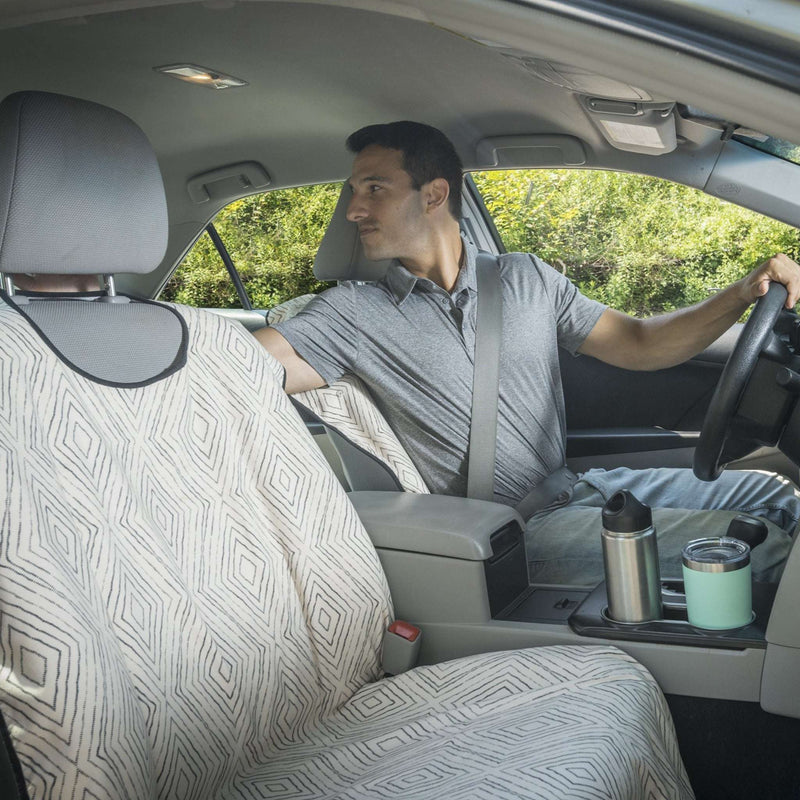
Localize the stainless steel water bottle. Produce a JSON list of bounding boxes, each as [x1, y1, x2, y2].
[[601, 490, 663, 623]]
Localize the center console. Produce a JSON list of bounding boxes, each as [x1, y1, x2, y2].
[[349, 490, 799, 715]]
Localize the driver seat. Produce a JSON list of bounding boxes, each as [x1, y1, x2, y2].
[[0, 91, 692, 799]]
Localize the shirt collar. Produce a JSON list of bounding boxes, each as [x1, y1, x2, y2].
[[380, 235, 478, 306]]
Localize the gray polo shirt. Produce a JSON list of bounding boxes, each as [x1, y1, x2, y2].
[[273, 239, 606, 505]]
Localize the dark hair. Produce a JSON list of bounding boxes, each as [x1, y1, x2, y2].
[[346, 121, 463, 220]]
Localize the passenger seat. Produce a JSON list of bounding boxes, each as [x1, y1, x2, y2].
[[0, 94, 693, 798]]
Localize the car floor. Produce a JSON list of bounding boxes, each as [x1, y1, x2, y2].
[[666, 695, 800, 799]]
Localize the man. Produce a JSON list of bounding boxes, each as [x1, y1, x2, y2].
[[256, 121, 800, 584]]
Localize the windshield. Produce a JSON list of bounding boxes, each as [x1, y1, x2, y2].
[[733, 132, 800, 166]]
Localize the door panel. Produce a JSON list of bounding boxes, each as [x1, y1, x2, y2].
[[562, 323, 799, 482], [561, 329, 734, 434]]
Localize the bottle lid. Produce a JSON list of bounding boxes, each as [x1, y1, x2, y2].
[[682, 537, 750, 573], [601, 490, 653, 533]]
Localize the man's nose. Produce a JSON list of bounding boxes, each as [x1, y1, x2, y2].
[[346, 193, 366, 222]]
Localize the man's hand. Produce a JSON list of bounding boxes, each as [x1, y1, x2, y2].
[[737, 253, 800, 309]]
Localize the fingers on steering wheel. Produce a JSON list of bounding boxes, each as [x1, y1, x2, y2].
[[770, 253, 800, 308]]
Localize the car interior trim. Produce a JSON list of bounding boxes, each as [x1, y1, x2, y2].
[[505, 0, 800, 94], [207, 223, 253, 311], [291, 398, 406, 492], [0, 708, 26, 800]]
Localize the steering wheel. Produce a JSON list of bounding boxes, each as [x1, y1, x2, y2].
[[694, 282, 789, 481]]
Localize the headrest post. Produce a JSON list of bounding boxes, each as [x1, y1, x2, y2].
[[0, 272, 27, 304], [97, 273, 130, 304]]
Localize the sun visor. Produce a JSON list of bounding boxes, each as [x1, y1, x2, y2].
[[584, 98, 677, 155], [475, 135, 586, 169]]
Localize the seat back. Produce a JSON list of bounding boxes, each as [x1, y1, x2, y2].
[[0, 92, 391, 799], [268, 295, 430, 494]]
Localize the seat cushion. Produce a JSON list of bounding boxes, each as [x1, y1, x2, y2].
[[0, 300, 693, 798], [233, 645, 693, 799]]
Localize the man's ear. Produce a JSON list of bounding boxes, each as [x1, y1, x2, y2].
[[423, 178, 450, 214]]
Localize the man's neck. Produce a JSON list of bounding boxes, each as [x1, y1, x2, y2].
[[398, 225, 464, 292]]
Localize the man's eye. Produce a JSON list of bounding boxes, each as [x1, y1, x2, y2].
[[370, 185, 382, 193]]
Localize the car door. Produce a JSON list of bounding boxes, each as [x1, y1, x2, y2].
[[464, 170, 800, 482]]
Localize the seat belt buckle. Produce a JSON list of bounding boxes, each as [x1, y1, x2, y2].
[[381, 620, 422, 676]]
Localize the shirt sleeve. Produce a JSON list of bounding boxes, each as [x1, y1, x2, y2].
[[530, 254, 607, 356], [270, 283, 358, 385]]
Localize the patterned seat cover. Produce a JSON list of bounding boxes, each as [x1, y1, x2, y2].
[[269, 295, 430, 494], [0, 300, 693, 799]]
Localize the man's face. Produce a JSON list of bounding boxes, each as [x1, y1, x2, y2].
[[345, 144, 428, 263]]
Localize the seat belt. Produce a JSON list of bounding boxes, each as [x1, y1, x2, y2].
[[467, 252, 503, 501], [467, 252, 579, 517]]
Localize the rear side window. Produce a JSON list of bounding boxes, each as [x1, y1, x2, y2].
[[472, 169, 800, 317], [161, 183, 340, 309]]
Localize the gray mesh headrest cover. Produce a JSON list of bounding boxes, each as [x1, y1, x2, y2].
[[313, 184, 392, 282], [0, 91, 167, 275]]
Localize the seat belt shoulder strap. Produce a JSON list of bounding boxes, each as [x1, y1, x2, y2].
[[467, 252, 502, 501]]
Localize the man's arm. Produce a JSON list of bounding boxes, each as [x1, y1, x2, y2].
[[579, 254, 800, 371], [254, 327, 327, 394]]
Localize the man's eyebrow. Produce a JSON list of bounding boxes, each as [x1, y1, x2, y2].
[[348, 175, 392, 189]]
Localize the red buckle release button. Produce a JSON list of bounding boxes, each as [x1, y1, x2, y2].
[[388, 620, 420, 642]]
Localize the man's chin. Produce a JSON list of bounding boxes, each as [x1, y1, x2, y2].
[[361, 242, 389, 262]]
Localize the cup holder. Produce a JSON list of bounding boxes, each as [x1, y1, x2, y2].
[[570, 580, 774, 649]]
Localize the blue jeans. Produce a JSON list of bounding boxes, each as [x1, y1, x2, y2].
[[525, 467, 799, 586]]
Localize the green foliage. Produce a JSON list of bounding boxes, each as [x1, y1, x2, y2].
[[161, 183, 339, 309], [473, 170, 800, 317], [162, 171, 800, 319]]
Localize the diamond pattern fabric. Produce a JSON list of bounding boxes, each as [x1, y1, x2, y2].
[[235, 646, 692, 799], [294, 375, 430, 494], [270, 295, 429, 494], [267, 294, 319, 324], [0, 300, 692, 799], [0, 302, 391, 798]]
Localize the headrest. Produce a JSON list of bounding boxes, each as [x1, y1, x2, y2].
[[0, 91, 167, 275], [313, 183, 393, 282]]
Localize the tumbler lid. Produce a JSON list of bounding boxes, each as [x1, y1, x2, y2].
[[682, 537, 750, 573], [601, 490, 652, 533]]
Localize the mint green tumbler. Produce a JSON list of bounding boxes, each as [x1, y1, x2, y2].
[[682, 537, 752, 629]]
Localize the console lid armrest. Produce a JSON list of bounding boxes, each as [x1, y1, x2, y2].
[[348, 491, 524, 561]]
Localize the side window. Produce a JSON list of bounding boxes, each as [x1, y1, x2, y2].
[[471, 169, 800, 317], [161, 183, 341, 310]]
